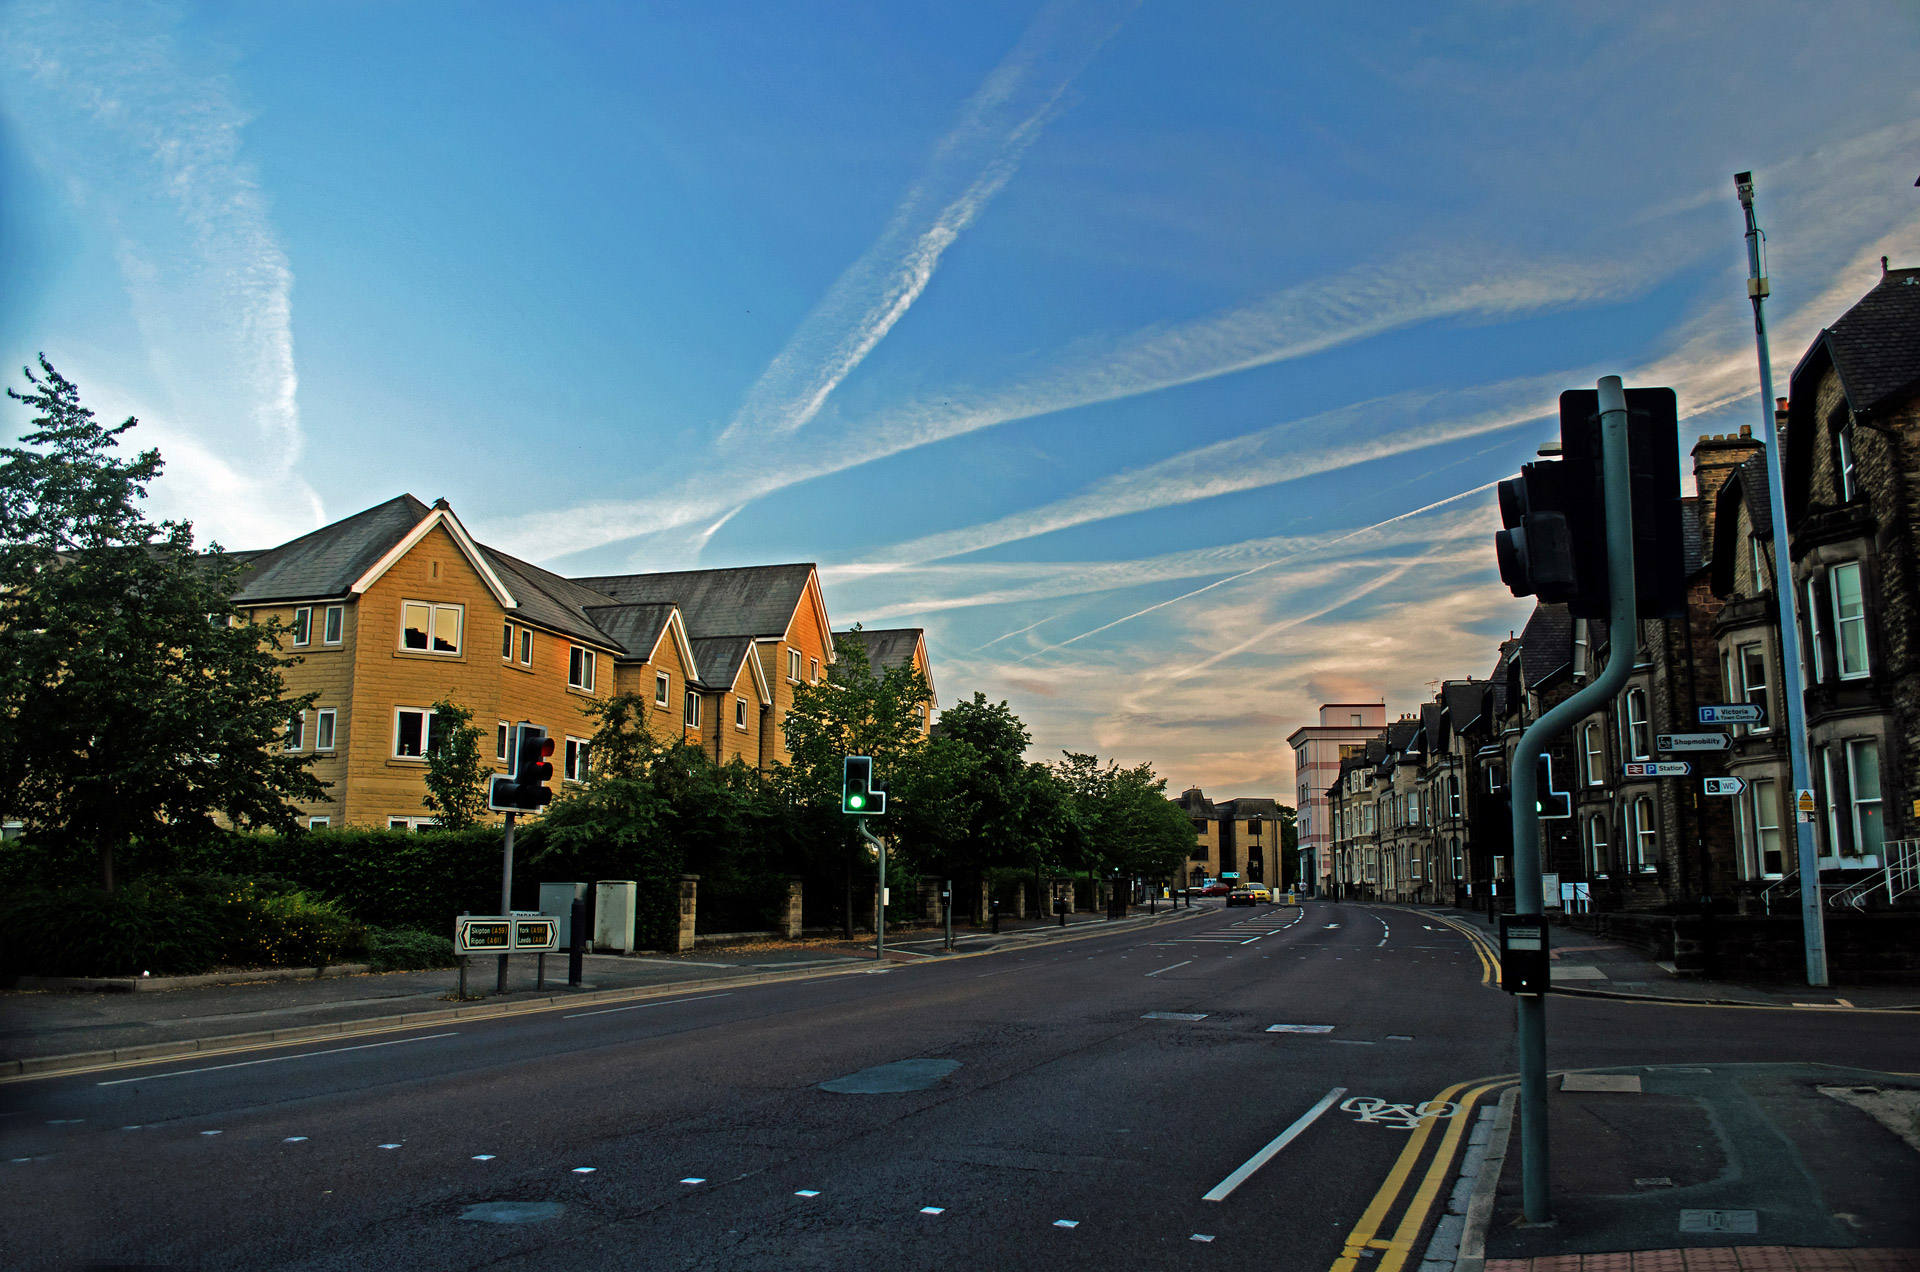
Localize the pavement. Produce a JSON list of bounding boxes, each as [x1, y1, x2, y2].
[[1420, 905, 1920, 1010], [3, 898, 1913, 1272], [0, 903, 1204, 1068]]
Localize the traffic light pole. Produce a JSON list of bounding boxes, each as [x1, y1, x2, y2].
[[498, 811, 517, 994], [857, 817, 886, 962], [1509, 375, 1640, 1224], [1737, 172, 1829, 987]]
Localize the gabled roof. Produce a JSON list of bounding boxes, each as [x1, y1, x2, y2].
[[1442, 680, 1487, 735], [1786, 267, 1920, 521], [1708, 454, 1773, 597], [688, 635, 772, 702], [1519, 604, 1573, 690], [570, 564, 826, 646], [838, 626, 935, 702], [582, 602, 694, 672], [476, 545, 623, 647], [230, 494, 433, 604]]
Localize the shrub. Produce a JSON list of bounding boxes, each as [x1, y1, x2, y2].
[[0, 882, 222, 978], [366, 927, 456, 972], [214, 883, 369, 970]]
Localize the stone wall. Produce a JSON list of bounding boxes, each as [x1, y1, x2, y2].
[[1569, 909, 1920, 981]]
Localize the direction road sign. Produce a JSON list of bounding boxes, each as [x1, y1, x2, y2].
[[1702, 777, 1747, 796], [1698, 704, 1765, 724], [1623, 761, 1691, 777], [1658, 732, 1732, 752]]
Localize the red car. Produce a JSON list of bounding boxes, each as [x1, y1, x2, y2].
[[1191, 882, 1232, 897]]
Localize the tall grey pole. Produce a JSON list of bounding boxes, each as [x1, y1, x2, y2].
[[1509, 375, 1641, 1224], [857, 818, 886, 961], [498, 811, 517, 994], [1736, 171, 1829, 987]]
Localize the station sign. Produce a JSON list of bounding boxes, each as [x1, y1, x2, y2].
[[1702, 777, 1747, 796], [1623, 762, 1691, 777], [1698, 704, 1765, 724], [1658, 732, 1732, 752]]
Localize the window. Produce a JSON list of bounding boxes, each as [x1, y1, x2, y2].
[[684, 690, 701, 728], [285, 711, 305, 751], [1411, 856, 1423, 880], [1749, 779, 1783, 878], [496, 721, 509, 761], [1447, 775, 1461, 817], [1847, 738, 1883, 859], [1582, 722, 1604, 786], [519, 627, 532, 665], [1806, 579, 1827, 683], [292, 607, 312, 646], [655, 671, 670, 706], [1450, 838, 1462, 878], [1738, 643, 1770, 734], [1823, 744, 1845, 859], [388, 817, 438, 832], [1837, 424, 1857, 503], [569, 645, 596, 691], [394, 707, 432, 758], [788, 649, 801, 682], [316, 709, 337, 752], [308, 816, 330, 830], [735, 697, 748, 730], [1248, 818, 1263, 838], [401, 601, 462, 654], [1630, 796, 1657, 871], [810, 657, 820, 683], [1622, 687, 1650, 761], [1350, 713, 1363, 726], [323, 605, 343, 644], [1831, 563, 1869, 678], [1749, 537, 1769, 594], [502, 621, 514, 659], [564, 737, 591, 783], [1586, 815, 1608, 876]]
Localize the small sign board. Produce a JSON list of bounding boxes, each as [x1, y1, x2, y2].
[[1540, 872, 1561, 909], [1499, 914, 1549, 995], [1698, 704, 1765, 724], [1797, 788, 1817, 823], [455, 915, 558, 954], [1624, 761, 1691, 777], [1702, 777, 1747, 796], [1221, 871, 1240, 879], [1658, 732, 1732, 752]]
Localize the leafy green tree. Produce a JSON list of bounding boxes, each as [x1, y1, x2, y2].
[[1054, 751, 1192, 901], [0, 357, 325, 891], [778, 631, 934, 806], [422, 698, 488, 831]]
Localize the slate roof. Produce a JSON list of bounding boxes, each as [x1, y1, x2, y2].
[[1419, 701, 1446, 752], [688, 636, 757, 692], [478, 545, 630, 648], [1786, 267, 1920, 520], [1216, 797, 1281, 819], [1173, 787, 1216, 817], [1708, 454, 1775, 596], [1442, 680, 1487, 734], [229, 494, 432, 604], [570, 564, 817, 640], [581, 603, 677, 663], [1681, 496, 1709, 578], [840, 627, 923, 675], [1519, 604, 1573, 690]]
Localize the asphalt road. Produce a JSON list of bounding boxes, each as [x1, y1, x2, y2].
[[4, 900, 1916, 1272]]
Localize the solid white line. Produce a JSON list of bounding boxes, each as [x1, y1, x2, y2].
[[564, 992, 732, 1019], [1202, 1086, 1348, 1202], [96, 1033, 459, 1086], [1145, 960, 1193, 977]]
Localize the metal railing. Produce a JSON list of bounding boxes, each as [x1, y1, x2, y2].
[[1829, 839, 1920, 910]]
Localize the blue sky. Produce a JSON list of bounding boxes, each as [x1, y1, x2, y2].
[[4, 1, 1918, 796]]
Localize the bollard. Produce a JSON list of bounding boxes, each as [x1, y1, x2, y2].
[[569, 897, 585, 987], [990, 899, 1000, 934]]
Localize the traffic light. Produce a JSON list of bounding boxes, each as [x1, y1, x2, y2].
[[842, 755, 886, 815], [1494, 461, 1586, 607], [489, 723, 555, 813], [1536, 754, 1571, 820], [1556, 387, 1686, 620]]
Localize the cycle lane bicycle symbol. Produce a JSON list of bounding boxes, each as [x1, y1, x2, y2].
[[1339, 1096, 1462, 1129]]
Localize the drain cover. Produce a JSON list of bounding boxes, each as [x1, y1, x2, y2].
[[1679, 1210, 1757, 1234]]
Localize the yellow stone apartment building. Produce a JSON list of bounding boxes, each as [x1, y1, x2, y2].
[[1169, 787, 1285, 889], [230, 495, 857, 829]]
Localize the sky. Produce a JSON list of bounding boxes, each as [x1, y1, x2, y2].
[[4, 1, 1918, 800]]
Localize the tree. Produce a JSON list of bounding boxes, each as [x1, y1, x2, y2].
[[0, 357, 326, 891], [421, 698, 488, 831], [1054, 751, 1192, 900]]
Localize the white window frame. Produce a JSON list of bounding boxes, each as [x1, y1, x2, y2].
[[285, 710, 305, 752], [400, 600, 463, 655], [564, 736, 591, 784], [1837, 424, 1857, 503], [1831, 562, 1869, 679], [684, 690, 701, 728], [308, 816, 330, 830], [810, 657, 820, 683], [1622, 687, 1650, 761], [315, 709, 337, 752], [1738, 642, 1770, 735], [502, 621, 514, 660], [1586, 815, 1608, 877], [1749, 778, 1783, 879], [496, 720, 510, 762], [1822, 744, 1844, 860], [1846, 738, 1883, 860], [292, 606, 313, 647], [569, 645, 596, 691], [393, 706, 433, 760], [519, 627, 533, 665], [323, 605, 344, 645], [388, 816, 438, 832], [1631, 796, 1657, 872], [1582, 722, 1604, 786], [788, 649, 801, 682], [1806, 579, 1827, 684], [1749, 537, 1769, 594], [735, 697, 748, 731], [655, 671, 670, 707]]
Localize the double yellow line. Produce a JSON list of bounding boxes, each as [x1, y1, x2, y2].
[[1329, 1078, 1512, 1272], [1425, 912, 1502, 985]]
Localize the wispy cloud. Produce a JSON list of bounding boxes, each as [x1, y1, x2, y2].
[[715, 0, 1137, 450], [3, 0, 322, 547]]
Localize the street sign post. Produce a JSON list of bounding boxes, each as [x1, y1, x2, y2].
[[1623, 761, 1691, 777], [1698, 704, 1765, 724], [1658, 732, 1732, 752], [1702, 777, 1747, 796]]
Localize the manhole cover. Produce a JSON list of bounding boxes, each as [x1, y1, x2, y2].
[[1679, 1209, 1757, 1234]]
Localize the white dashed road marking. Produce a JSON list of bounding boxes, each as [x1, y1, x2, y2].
[[1145, 960, 1193, 977], [564, 992, 732, 1019]]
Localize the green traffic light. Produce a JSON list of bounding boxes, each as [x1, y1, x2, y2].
[[849, 794, 865, 810]]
